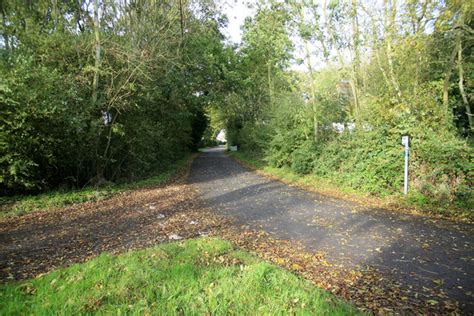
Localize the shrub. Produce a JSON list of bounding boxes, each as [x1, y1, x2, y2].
[[290, 140, 317, 175]]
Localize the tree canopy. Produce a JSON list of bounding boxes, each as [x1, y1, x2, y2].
[[1, 0, 228, 192], [1, 0, 472, 209], [209, 0, 473, 210]]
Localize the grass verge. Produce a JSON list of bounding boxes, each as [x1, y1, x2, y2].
[[0, 237, 361, 315], [229, 151, 472, 222], [0, 154, 194, 219]]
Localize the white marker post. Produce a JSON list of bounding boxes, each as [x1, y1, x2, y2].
[[401, 136, 409, 195]]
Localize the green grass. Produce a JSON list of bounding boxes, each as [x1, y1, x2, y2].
[[0, 238, 361, 315], [0, 155, 193, 219], [230, 151, 267, 169]]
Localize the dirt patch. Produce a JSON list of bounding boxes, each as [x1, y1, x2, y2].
[[0, 165, 228, 282]]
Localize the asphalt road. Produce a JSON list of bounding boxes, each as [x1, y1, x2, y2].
[[188, 146, 474, 313]]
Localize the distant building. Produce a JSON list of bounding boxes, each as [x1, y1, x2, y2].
[[331, 122, 356, 133], [216, 129, 226, 143]]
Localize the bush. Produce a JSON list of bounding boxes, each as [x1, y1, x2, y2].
[[290, 140, 317, 175], [410, 134, 473, 207], [312, 131, 403, 196]]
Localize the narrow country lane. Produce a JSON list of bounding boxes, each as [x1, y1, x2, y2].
[[188, 147, 474, 313]]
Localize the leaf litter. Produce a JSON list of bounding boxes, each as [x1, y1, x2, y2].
[[0, 159, 466, 315]]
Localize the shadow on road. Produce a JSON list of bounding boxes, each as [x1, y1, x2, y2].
[[189, 146, 474, 313]]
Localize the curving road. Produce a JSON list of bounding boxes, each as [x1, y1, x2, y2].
[[188, 146, 474, 313]]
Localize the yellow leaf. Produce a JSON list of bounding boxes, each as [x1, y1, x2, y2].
[[291, 263, 302, 270], [275, 257, 285, 265], [433, 279, 443, 286]]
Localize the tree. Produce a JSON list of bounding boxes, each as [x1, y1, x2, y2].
[[0, 0, 228, 193]]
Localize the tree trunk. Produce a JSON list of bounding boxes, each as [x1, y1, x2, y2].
[[92, 0, 101, 107], [323, 0, 359, 116], [384, 0, 402, 102], [442, 43, 458, 115], [305, 42, 318, 140], [457, 30, 474, 131], [351, 0, 360, 115], [267, 62, 273, 106], [1, 8, 9, 52], [299, 5, 318, 140], [179, 0, 184, 37], [362, 3, 395, 98], [92, 0, 103, 179], [308, 2, 329, 62], [322, 0, 345, 69]]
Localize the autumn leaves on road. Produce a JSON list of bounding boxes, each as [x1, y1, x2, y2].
[[1, 152, 473, 314], [189, 148, 474, 314]]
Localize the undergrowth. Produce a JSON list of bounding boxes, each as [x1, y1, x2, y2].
[[0, 155, 193, 219]]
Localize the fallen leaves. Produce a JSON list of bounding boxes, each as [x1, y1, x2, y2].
[[0, 162, 229, 283], [0, 156, 468, 315], [433, 279, 444, 286], [216, 227, 462, 315]]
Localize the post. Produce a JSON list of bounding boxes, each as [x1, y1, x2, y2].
[[402, 136, 409, 195]]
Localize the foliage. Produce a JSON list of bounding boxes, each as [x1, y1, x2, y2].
[[0, 0, 226, 194], [0, 237, 360, 315], [208, 0, 473, 213], [1, 0, 472, 212]]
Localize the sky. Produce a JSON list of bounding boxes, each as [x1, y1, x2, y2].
[[218, 1, 311, 71], [220, 1, 256, 44]]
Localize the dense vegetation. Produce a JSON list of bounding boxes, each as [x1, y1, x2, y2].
[[207, 1, 473, 212], [0, 238, 359, 315], [1, 0, 473, 213], [1, 0, 225, 194]]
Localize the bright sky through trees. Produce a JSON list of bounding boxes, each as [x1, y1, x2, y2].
[[221, 0, 256, 43]]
